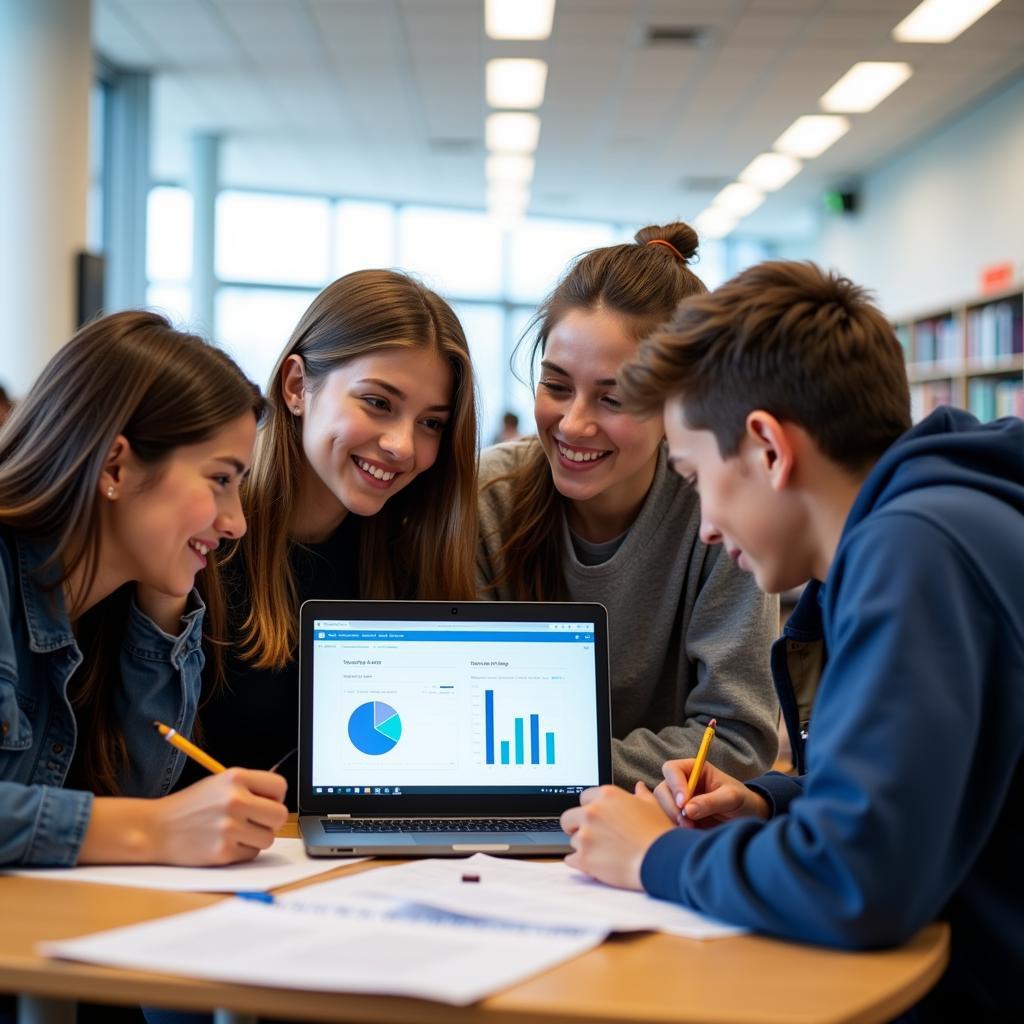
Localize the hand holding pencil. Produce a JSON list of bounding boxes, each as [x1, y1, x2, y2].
[[140, 722, 289, 866], [652, 720, 771, 828]]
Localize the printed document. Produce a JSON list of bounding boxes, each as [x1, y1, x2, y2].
[[41, 897, 605, 1005], [279, 853, 745, 939]]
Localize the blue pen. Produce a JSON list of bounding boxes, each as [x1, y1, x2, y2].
[[237, 891, 275, 904]]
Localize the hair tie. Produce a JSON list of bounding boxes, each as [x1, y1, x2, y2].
[[646, 238, 686, 262]]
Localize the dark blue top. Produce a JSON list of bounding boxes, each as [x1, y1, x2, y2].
[[641, 408, 1024, 1019]]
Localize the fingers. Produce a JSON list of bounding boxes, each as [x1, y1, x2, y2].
[[229, 767, 288, 803], [232, 817, 280, 853], [208, 770, 288, 841], [652, 780, 682, 823], [682, 784, 738, 822], [220, 768, 288, 827], [633, 780, 660, 808], [560, 803, 586, 835], [215, 800, 283, 862], [681, 797, 708, 820], [662, 759, 696, 808], [578, 785, 612, 806]]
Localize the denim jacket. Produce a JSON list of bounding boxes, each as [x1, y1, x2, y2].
[[0, 529, 206, 866]]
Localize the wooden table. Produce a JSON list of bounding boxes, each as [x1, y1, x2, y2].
[[0, 820, 949, 1024]]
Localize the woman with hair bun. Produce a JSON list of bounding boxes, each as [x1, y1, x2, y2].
[[478, 223, 780, 789]]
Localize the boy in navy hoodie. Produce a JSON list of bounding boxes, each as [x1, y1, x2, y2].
[[560, 261, 1023, 1021]]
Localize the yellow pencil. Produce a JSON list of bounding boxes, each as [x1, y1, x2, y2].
[[153, 721, 226, 775], [684, 718, 717, 803]]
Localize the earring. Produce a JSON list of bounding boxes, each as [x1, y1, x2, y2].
[[106, 486, 116, 499]]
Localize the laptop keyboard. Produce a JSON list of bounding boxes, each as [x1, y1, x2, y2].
[[321, 817, 565, 834]]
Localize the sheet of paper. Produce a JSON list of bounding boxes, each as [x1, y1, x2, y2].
[[4, 838, 364, 892], [281, 853, 745, 939], [41, 897, 605, 1005]]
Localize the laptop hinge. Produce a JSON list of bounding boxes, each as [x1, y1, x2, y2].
[[325, 813, 352, 819]]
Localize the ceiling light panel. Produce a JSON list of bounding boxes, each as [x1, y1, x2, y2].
[[738, 153, 802, 192], [712, 182, 765, 217], [486, 154, 535, 184], [486, 59, 548, 109], [486, 112, 541, 154], [893, 0, 1003, 43], [694, 207, 737, 240], [773, 115, 850, 159], [820, 62, 912, 113], [487, 183, 530, 207], [486, 0, 556, 41]]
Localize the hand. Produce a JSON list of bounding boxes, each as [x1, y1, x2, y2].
[[135, 583, 189, 636], [145, 769, 289, 865], [560, 782, 675, 890], [653, 758, 770, 829]]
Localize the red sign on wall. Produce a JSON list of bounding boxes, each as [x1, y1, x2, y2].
[[979, 261, 1014, 294]]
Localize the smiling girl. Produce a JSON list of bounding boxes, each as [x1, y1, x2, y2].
[[180, 270, 478, 803], [0, 310, 286, 867], [478, 224, 779, 788]]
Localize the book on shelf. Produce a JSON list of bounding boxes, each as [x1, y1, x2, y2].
[[967, 378, 1024, 421], [899, 286, 1023, 423], [913, 314, 959, 366], [910, 380, 953, 423], [966, 301, 1023, 363]]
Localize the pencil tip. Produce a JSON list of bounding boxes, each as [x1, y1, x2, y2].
[[709, 718, 717, 729]]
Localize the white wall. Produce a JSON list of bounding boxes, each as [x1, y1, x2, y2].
[[816, 73, 1024, 321], [0, 0, 91, 397]]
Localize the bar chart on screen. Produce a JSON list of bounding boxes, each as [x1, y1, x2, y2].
[[484, 689, 556, 766]]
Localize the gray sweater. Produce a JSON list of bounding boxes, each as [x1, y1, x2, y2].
[[477, 440, 779, 788]]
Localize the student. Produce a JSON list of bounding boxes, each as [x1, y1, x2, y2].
[[560, 261, 1024, 1021], [180, 269, 478, 805], [477, 224, 779, 788], [493, 409, 521, 444], [0, 310, 287, 868]]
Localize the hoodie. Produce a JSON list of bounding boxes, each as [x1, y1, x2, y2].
[[640, 408, 1024, 1019]]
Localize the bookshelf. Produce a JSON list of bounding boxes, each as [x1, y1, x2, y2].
[[895, 286, 1024, 422]]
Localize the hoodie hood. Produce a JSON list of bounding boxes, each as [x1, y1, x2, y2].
[[844, 406, 1024, 536]]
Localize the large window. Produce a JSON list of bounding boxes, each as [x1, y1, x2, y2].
[[216, 287, 319, 391], [146, 186, 193, 326], [399, 207, 504, 301], [506, 220, 618, 304], [216, 192, 331, 287], [451, 302, 505, 445], [333, 201, 396, 277], [145, 187, 764, 442]]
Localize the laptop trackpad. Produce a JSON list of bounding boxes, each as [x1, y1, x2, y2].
[[412, 833, 534, 846]]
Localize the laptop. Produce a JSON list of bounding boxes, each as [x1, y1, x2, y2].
[[298, 600, 612, 857]]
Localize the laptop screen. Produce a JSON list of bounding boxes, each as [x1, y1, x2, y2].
[[298, 600, 614, 815], [309, 616, 603, 800]]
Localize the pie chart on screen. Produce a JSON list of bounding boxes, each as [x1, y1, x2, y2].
[[348, 700, 403, 755]]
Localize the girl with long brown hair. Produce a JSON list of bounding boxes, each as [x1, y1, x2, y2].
[[478, 223, 780, 789], [0, 310, 287, 867], [180, 269, 478, 805]]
